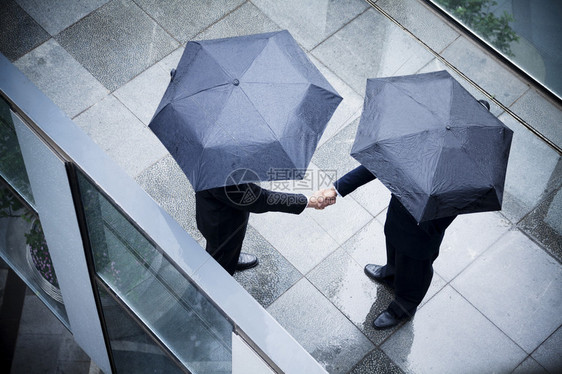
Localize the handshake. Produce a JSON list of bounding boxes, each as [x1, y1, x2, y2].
[[307, 187, 337, 210]]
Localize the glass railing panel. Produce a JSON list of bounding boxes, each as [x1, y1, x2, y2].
[[0, 97, 68, 325], [75, 168, 233, 374], [0, 97, 34, 208], [96, 280, 186, 374], [428, 0, 562, 99]]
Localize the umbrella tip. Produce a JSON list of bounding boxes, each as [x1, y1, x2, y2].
[[478, 99, 491, 111], [170, 69, 176, 81], [233, 79, 240, 86]]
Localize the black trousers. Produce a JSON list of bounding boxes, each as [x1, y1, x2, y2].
[[204, 218, 249, 276], [384, 240, 437, 317]]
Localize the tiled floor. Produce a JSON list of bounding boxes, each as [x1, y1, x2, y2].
[[1, 0, 561, 373]]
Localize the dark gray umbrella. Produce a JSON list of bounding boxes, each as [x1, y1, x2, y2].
[[351, 70, 513, 222], [149, 30, 342, 191]]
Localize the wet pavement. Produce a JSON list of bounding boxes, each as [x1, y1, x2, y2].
[[1, 0, 561, 373]]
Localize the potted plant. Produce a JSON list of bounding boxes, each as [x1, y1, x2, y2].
[[0, 185, 62, 302]]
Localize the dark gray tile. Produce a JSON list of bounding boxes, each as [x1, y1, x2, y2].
[[509, 89, 562, 152], [14, 39, 108, 118], [114, 58, 171, 125], [519, 187, 562, 262], [531, 326, 562, 374], [500, 112, 562, 223], [0, 0, 49, 61], [349, 348, 404, 374], [16, 0, 110, 35], [73, 94, 168, 177], [441, 37, 529, 107], [312, 9, 435, 94], [233, 226, 302, 308], [133, 0, 245, 43], [195, 2, 281, 41], [11, 333, 62, 374], [114, 46, 184, 126], [382, 286, 526, 374], [267, 278, 374, 374], [434, 211, 512, 281], [156, 46, 184, 76], [252, 0, 369, 51], [135, 154, 202, 242], [452, 230, 562, 353], [376, 0, 459, 53], [56, 0, 179, 91]]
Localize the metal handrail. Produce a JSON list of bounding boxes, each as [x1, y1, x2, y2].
[[0, 52, 326, 374]]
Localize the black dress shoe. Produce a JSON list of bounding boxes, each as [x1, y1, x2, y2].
[[364, 264, 394, 288], [373, 308, 412, 330], [236, 252, 259, 271]]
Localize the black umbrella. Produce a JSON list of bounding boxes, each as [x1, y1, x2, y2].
[[149, 30, 342, 191], [351, 70, 513, 222]]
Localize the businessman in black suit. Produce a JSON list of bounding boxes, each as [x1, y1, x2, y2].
[[196, 182, 335, 275], [334, 165, 456, 329]]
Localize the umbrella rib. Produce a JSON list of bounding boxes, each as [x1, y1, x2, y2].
[[455, 130, 494, 184], [237, 85, 283, 140], [237, 35, 274, 79], [242, 81, 310, 85], [429, 131, 493, 197], [171, 83, 231, 104], [386, 80, 448, 127]]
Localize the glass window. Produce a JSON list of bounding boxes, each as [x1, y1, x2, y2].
[[430, 0, 562, 99], [75, 168, 233, 373], [0, 98, 34, 207], [97, 281, 186, 374], [0, 97, 68, 325]]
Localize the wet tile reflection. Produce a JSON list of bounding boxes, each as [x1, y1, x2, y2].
[[499, 110, 562, 223], [519, 187, 562, 262], [308, 248, 394, 344], [382, 286, 526, 374], [234, 226, 302, 308], [250, 210, 339, 274], [452, 230, 562, 353], [252, 0, 369, 50], [435, 211, 512, 281], [312, 8, 434, 94], [267, 278, 374, 374]]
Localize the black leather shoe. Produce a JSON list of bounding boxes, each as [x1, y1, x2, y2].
[[364, 264, 394, 288], [236, 252, 259, 271], [373, 308, 412, 330]]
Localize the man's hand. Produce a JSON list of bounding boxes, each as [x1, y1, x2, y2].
[[307, 187, 337, 210]]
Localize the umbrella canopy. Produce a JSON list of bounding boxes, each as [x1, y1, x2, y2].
[[149, 30, 342, 191], [351, 70, 513, 222]]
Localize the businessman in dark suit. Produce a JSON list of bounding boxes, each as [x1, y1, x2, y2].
[[334, 165, 456, 329], [196, 182, 335, 275]]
